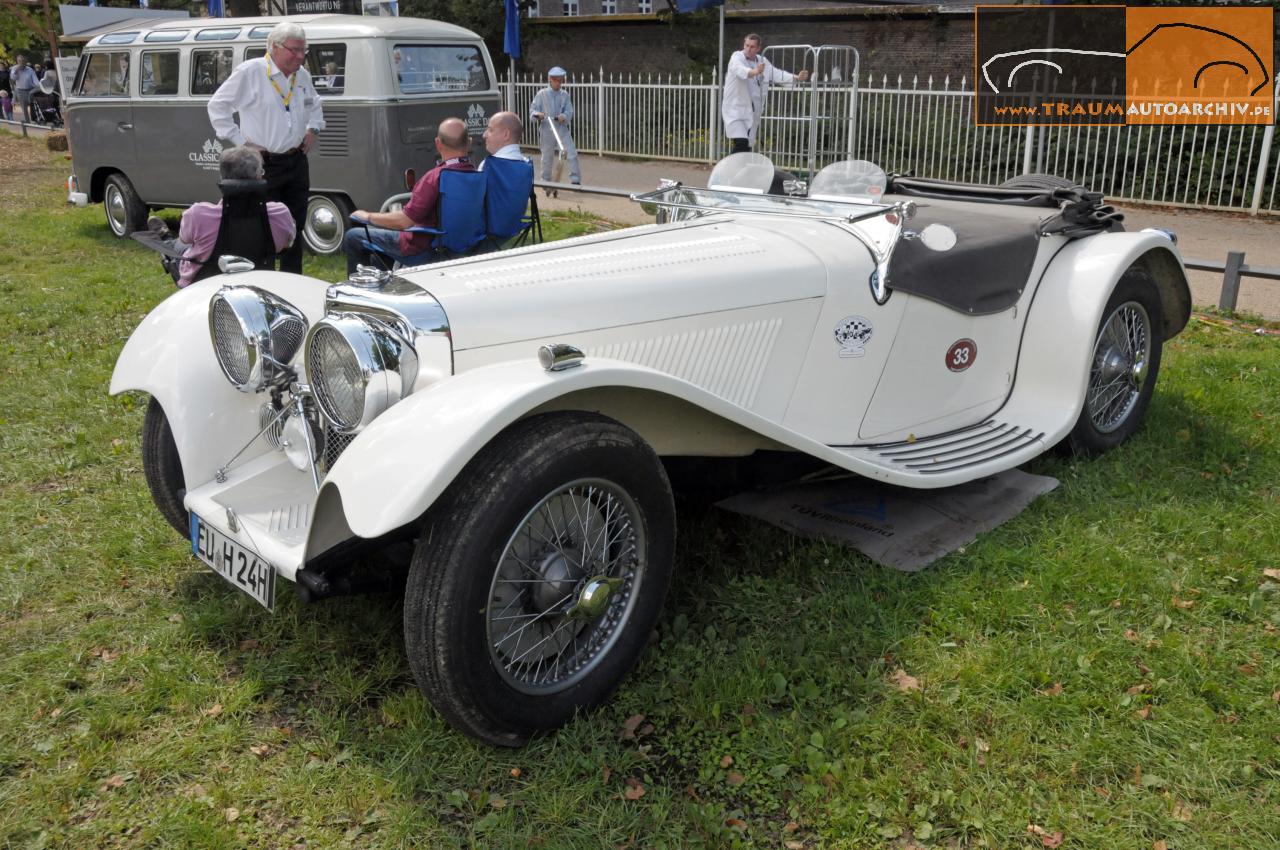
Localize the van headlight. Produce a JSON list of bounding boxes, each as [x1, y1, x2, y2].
[[305, 315, 418, 434], [208, 286, 307, 393]]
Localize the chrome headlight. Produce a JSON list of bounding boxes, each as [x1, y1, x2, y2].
[[305, 315, 418, 434], [208, 286, 307, 393]]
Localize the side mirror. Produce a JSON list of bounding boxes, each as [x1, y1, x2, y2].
[[218, 255, 256, 275]]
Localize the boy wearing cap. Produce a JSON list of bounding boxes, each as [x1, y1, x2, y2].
[[529, 66, 582, 187]]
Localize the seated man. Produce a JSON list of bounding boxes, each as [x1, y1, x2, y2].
[[150, 146, 295, 287], [479, 110, 536, 247], [344, 116, 476, 274]]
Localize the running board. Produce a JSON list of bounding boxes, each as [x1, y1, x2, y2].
[[836, 420, 1047, 477]]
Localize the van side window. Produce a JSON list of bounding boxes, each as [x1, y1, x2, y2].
[[245, 47, 266, 62], [76, 53, 113, 97], [141, 51, 179, 96], [308, 44, 347, 95], [192, 49, 233, 96], [392, 45, 490, 94]]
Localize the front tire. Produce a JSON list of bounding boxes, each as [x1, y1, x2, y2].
[[141, 398, 188, 536], [404, 412, 676, 746], [104, 173, 147, 238], [1067, 273, 1164, 454]]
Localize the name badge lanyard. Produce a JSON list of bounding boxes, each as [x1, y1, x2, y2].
[[267, 60, 297, 126]]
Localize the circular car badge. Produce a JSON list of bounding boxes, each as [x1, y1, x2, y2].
[[945, 338, 977, 372], [834, 315, 874, 358]]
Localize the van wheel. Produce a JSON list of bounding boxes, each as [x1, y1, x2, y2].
[[303, 194, 351, 255], [404, 412, 676, 746], [104, 174, 147, 238]]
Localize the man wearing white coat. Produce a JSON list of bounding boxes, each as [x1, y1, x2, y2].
[[722, 34, 809, 154]]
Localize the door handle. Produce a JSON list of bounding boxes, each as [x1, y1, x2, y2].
[[117, 122, 133, 131]]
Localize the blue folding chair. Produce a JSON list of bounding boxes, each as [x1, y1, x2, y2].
[[483, 156, 542, 249], [351, 168, 488, 270]]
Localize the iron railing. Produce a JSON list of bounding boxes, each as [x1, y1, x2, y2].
[[505, 70, 1280, 216]]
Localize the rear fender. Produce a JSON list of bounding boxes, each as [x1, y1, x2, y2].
[[1008, 232, 1189, 444]]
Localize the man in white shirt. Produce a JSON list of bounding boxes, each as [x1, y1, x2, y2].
[[722, 33, 809, 155], [208, 21, 324, 274], [530, 67, 581, 186], [480, 111, 526, 166]]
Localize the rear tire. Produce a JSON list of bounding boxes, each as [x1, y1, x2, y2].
[[104, 173, 148, 238], [302, 193, 352, 255], [141, 398, 188, 537], [1067, 273, 1164, 455], [403, 412, 676, 746]]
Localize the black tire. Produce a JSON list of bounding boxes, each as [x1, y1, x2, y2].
[[404, 412, 676, 746], [103, 173, 148, 238], [142, 397, 189, 537], [1066, 272, 1164, 455], [1000, 173, 1080, 191], [302, 193, 352, 255]]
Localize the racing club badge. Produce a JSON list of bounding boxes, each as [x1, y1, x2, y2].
[[834, 315, 873, 358]]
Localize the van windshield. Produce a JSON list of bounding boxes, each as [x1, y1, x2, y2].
[[392, 44, 489, 94]]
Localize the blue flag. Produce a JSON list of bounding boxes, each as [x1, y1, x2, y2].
[[675, 0, 723, 11], [208, 0, 222, 16], [503, 0, 520, 59]]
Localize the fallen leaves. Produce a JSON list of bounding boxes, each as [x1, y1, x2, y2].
[[224, 807, 240, 822], [889, 669, 921, 692], [1037, 682, 1064, 697], [719, 755, 734, 769], [1171, 801, 1193, 822], [1264, 568, 1280, 581], [623, 777, 646, 801], [203, 703, 223, 718], [725, 771, 746, 787], [1027, 823, 1064, 848], [1135, 705, 1152, 720], [620, 714, 648, 741], [100, 774, 127, 792], [89, 646, 120, 663], [249, 744, 271, 759]]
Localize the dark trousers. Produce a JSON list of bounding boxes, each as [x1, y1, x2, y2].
[[263, 150, 309, 274], [729, 137, 751, 154]]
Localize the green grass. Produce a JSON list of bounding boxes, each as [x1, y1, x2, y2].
[[1, 134, 1278, 849]]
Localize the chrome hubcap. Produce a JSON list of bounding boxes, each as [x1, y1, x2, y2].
[[105, 188, 125, 234], [486, 480, 643, 695], [304, 198, 344, 253], [1087, 301, 1151, 433]]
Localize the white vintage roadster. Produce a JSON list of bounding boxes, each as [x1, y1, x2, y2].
[[112, 155, 1191, 745]]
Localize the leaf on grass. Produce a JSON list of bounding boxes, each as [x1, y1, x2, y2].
[[101, 774, 127, 791], [489, 795, 507, 809], [1172, 801, 1193, 822], [726, 771, 746, 786], [1272, 691, 1280, 704], [889, 669, 921, 692], [724, 817, 746, 829], [1237, 664, 1257, 677], [1263, 569, 1280, 580], [719, 755, 734, 769], [1037, 682, 1064, 697], [1172, 597, 1195, 609], [224, 807, 240, 822], [623, 778, 645, 801], [510, 767, 522, 779], [49, 707, 62, 720], [203, 703, 223, 718], [601, 765, 612, 784], [1042, 832, 1064, 848], [1126, 683, 1151, 695], [782, 821, 800, 833], [1135, 705, 1152, 720], [620, 714, 645, 741], [249, 744, 270, 759], [974, 737, 990, 753], [785, 842, 805, 850], [238, 639, 259, 651]]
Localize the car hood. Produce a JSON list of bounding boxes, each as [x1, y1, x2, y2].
[[404, 217, 832, 351]]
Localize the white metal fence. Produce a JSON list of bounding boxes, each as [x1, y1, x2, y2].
[[505, 69, 1280, 215]]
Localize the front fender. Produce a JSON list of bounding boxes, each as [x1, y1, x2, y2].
[[319, 357, 900, 540], [1006, 231, 1189, 443], [110, 271, 331, 487]]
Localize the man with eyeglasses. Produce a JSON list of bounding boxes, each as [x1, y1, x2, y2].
[[208, 21, 325, 274]]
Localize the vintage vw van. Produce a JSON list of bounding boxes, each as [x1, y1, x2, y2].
[[65, 14, 500, 254]]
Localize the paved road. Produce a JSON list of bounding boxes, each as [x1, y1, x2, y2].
[[532, 151, 1280, 319]]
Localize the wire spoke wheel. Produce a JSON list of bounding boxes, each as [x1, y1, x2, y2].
[[1087, 300, 1150, 434], [487, 480, 644, 695]]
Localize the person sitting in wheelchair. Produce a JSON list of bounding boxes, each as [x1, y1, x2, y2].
[[344, 116, 482, 273], [146, 146, 295, 287]]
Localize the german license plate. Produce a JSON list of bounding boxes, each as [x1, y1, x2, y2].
[[191, 513, 276, 611]]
